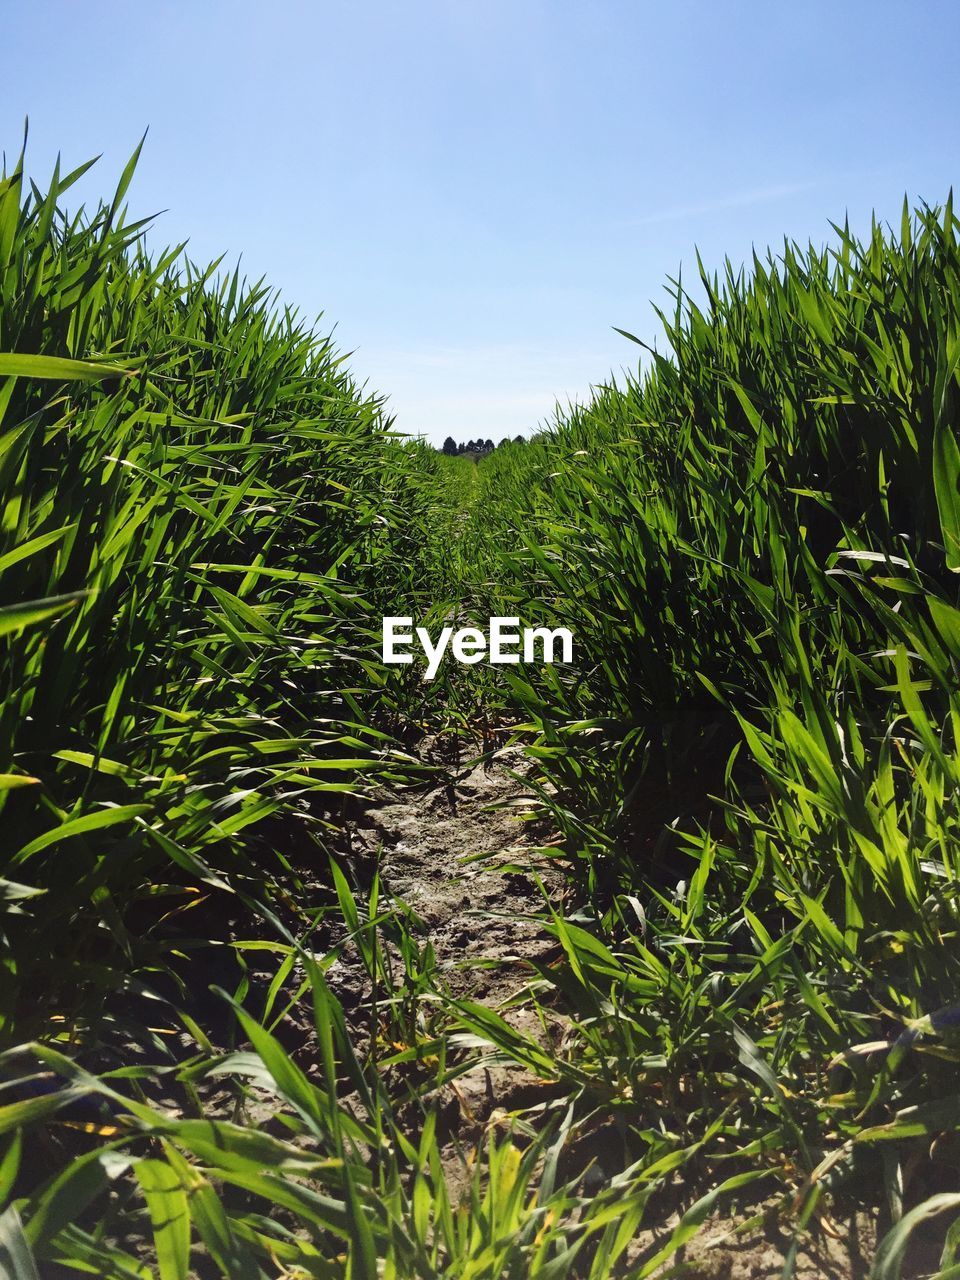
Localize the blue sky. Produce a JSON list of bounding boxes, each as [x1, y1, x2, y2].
[[3, 1, 959, 442]]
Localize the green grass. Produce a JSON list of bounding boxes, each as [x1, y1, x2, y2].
[[2, 137, 960, 1277], [453, 196, 960, 1272], [0, 136, 448, 1044]]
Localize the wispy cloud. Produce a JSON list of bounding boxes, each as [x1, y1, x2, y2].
[[350, 340, 634, 442], [365, 342, 620, 375], [625, 180, 822, 229]]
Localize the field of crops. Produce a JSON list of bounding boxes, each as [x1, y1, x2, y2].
[[2, 143, 960, 1278]]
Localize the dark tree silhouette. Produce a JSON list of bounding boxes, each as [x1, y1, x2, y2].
[[441, 436, 457, 455]]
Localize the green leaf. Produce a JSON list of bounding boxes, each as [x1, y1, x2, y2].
[[0, 353, 135, 382], [15, 805, 151, 862], [0, 1135, 21, 1205], [933, 413, 960, 571], [872, 1192, 960, 1280], [0, 1205, 39, 1280], [25, 1147, 134, 1254], [135, 1159, 190, 1280], [636, 1170, 770, 1276], [0, 591, 89, 638], [0, 525, 75, 575], [0, 1089, 88, 1137]]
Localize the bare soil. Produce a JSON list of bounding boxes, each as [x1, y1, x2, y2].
[[325, 744, 942, 1280], [35, 740, 940, 1279], [329, 744, 570, 1154]]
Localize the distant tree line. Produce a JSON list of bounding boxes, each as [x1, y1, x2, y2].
[[440, 435, 525, 456]]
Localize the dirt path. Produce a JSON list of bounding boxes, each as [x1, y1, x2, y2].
[[345, 744, 559, 999], [319, 741, 572, 1179], [324, 747, 910, 1280]]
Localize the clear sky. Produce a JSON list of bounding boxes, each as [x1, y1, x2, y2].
[[3, 2, 959, 442]]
